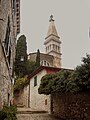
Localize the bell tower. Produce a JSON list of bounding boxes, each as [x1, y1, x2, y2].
[[44, 15, 61, 68]]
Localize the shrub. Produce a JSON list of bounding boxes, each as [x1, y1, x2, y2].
[[14, 76, 29, 91], [38, 54, 90, 95], [0, 104, 17, 120]]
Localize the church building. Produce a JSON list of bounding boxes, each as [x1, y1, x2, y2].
[[28, 15, 61, 68]]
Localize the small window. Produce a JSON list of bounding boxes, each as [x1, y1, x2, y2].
[[12, 0, 15, 9], [45, 99, 47, 105], [46, 47, 47, 52], [58, 46, 60, 52], [47, 62, 49, 66], [8, 93, 10, 105], [50, 44, 51, 50], [0, 0, 1, 4], [40, 61, 43, 66], [34, 76, 37, 87], [40, 60, 50, 67], [44, 61, 46, 66], [17, 4, 19, 7]]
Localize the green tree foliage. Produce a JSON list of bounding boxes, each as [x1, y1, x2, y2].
[[35, 49, 40, 68], [14, 60, 37, 92], [73, 54, 90, 91], [26, 49, 40, 75], [66, 71, 81, 93], [0, 104, 17, 120], [14, 76, 29, 92], [26, 60, 36, 75], [14, 35, 27, 77], [38, 73, 56, 95], [38, 69, 72, 95], [53, 70, 72, 93], [38, 54, 90, 95], [14, 37, 41, 91]]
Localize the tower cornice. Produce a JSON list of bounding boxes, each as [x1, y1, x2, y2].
[[44, 38, 61, 45], [45, 34, 60, 40]]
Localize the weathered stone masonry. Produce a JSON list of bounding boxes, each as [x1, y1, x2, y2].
[[52, 92, 90, 120], [0, 0, 20, 108]]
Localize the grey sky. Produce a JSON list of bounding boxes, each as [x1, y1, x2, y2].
[[19, 0, 90, 69]]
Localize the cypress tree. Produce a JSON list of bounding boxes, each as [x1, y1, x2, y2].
[[35, 49, 40, 68], [14, 35, 27, 77]]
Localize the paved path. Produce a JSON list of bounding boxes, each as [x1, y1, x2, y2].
[[17, 107, 60, 120], [17, 113, 60, 120]]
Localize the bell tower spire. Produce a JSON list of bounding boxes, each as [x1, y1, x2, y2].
[[44, 15, 61, 68]]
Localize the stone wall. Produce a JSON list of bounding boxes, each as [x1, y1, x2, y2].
[[28, 53, 54, 67], [0, 0, 20, 108], [14, 85, 29, 107], [52, 92, 90, 120], [14, 90, 24, 107], [0, 0, 12, 108], [0, 44, 11, 107]]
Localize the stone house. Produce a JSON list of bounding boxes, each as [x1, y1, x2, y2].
[[14, 66, 60, 113], [28, 66, 60, 113], [0, 0, 20, 108]]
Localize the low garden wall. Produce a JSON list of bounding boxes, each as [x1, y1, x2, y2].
[[52, 92, 90, 120]]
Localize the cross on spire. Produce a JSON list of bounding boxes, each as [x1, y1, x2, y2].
[[49, 15, 54, 22]]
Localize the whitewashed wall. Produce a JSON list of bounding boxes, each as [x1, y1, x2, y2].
[[30, 69, 51, 113]]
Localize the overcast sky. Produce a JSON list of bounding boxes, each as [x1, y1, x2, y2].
[[18, 0, 90, 69]]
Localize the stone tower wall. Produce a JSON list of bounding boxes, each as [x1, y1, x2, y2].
[[44, 16, 61, 68], [0, 0, 20, 108]]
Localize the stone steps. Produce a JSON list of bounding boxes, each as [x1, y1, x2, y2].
[[17, 107, 47, 114], [17, 110, 47, 114], [17, 113, 60, 120], [17, 107, 61, 120]]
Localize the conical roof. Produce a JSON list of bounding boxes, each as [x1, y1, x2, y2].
[[46, 15, 59, 37]]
